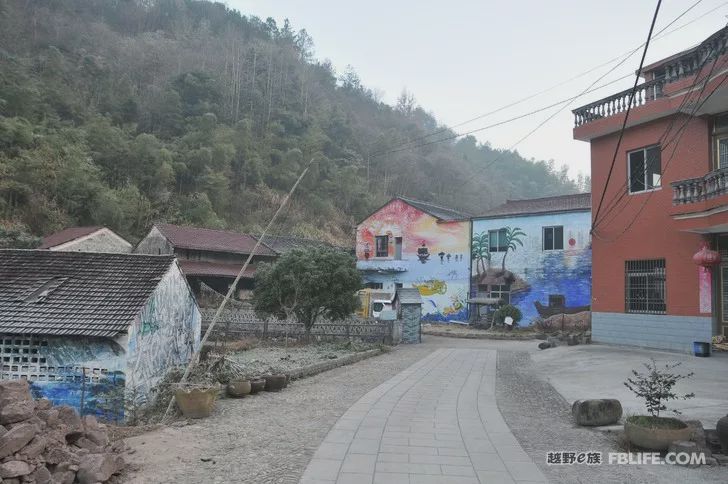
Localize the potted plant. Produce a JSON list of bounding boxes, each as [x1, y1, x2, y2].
[[623, 359, 695, 450], [492, 304, 522, 331], [226, 379, 252, 398], [175, 383, 220, 419]]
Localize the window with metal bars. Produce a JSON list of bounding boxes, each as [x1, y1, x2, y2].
[[625, 259, 666, 314]]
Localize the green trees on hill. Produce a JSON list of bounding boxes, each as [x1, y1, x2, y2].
[[0, 0, 584, 245]]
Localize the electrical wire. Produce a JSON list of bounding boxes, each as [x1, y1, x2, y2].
[[371, 0, 719, 157], [591, 0, 664, 230]]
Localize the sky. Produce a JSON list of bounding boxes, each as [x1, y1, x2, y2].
[[229, 0, 728, 180]]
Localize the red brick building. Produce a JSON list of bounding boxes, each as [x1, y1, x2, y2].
[[573, 27, 728, 352]]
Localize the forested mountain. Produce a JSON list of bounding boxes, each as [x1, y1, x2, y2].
[[0, 0, 587, 245]]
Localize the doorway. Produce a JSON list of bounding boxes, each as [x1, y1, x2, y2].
[[395, 237, 403, 260]]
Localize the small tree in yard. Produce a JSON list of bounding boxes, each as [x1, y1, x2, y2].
[[252, 247, 362, 333], [624, 359, 695, 417]]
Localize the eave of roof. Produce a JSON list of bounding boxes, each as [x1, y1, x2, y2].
[[154, 223, 276, 256], [39, 226, 103, 249], [474, 193, 591, 219]]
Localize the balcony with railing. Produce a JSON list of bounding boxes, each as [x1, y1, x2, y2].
[[671, 167, 728, 205], [573, 26, 728, 129]]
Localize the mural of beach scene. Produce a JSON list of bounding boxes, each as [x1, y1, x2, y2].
[[471, 211, 592, 324], [356, 198, 470, 322]]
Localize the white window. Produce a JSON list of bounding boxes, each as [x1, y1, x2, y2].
[[543, 226, 564, 251], [628, 146, 661, 193], [488, 229, 508, 252]]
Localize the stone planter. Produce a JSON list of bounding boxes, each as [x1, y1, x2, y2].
[[624, 416, 691, 450], [175, 386, 218, 419], [226, 380, 252, 398], [264, 374, 287, 392], [250, 378, 266, 394], [717, 414, 728, 453]]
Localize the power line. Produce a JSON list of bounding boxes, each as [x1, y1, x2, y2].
[[591, 0, 664, 231], [374, 0, 717, 156]]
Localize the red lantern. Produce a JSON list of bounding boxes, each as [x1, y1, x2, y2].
[[693, 241, 721, 267]]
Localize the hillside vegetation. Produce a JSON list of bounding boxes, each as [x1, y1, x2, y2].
[[0, 0, 587, 245]]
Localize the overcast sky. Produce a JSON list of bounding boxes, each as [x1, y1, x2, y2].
[[229, 0, 728, 180]]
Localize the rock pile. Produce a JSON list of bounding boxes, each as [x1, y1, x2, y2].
[[0, 380, 125, 483]]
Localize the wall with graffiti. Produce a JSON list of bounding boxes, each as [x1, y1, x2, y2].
[[471, 211, 592, 324], [356, 199, 470, 321], [126, 263, 201, 397]]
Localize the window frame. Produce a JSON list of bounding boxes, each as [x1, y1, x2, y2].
[[488, 228, 508, 252], [375, 235, 389, 258], [627, 145, 662, 194], [542, 226, 564, 251], [625, 259, 666, 314], [489, 284, 511, 305], [713, 115, 728, 170]]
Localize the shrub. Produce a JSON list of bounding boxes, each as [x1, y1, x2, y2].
[[492, 304, 523, 327], [623, 358, 694, 417]]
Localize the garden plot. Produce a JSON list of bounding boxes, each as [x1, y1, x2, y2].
[[224, 342, 376, 377]]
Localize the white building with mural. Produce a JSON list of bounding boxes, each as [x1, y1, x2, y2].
[[0, 250, 201, 421], [470, 193, 592, 325], [356, 197, 471, 322]]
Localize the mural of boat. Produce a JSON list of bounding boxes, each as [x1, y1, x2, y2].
[[534, 295, 590, 318]]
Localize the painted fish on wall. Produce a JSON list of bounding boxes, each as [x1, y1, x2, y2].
[[413, 280, 447, 296]]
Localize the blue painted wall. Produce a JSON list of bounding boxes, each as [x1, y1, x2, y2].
[[471, 211, 592, 324]]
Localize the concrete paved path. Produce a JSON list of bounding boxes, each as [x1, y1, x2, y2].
[[300, 348, 547, 484]]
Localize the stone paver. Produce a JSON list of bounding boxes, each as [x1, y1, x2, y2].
[[300, 348, 547, 484]]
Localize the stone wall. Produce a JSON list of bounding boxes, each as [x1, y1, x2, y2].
[[133, 226, 174, 255], [592, 311, 712, 353]]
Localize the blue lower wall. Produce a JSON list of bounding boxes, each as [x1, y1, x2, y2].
[[592, 312, 713, 354]]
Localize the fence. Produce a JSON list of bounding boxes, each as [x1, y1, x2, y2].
[[200, 309, 394, 344]]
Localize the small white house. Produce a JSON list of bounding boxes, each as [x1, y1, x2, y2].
[[40, 226, 132, 253]]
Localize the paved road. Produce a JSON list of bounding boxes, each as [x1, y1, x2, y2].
[[300, 348, 546, 484]]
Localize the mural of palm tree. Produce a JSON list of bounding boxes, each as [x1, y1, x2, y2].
[[471, 232, 491, 276], [500, 227, 526, 272]]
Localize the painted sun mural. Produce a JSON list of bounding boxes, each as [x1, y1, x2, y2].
[[356, 199, 470, 321]]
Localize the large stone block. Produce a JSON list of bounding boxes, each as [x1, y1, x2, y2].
[[0, 400, 36, 424], [0, 423, 38, 458], [571, 399, 622, 426], [0, 381, 31, 406], [76, 453, 117, 484], [0, 460, 32, 478]]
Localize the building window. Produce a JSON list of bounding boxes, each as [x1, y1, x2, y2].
[[488, 229, 508, 252], [375, 236, 388, 257], [365, 282, 383, 290], [625, 259, 666, 314], [395, 283, 403, 289], [713, 114, 728, 170], [543, 226, 564, 251], [490, 284, 511, 304], [628, 146, 661, 193]]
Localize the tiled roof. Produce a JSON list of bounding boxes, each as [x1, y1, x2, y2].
[[0, 250, 175, 337], [178, 260, 256, 279], [476, 193, 591, 218], [395, 288, 422, 304], [39, 226, 102, 249], [155, 224, 276, 256], [397, 197, 471, 221], [258, 235, 342, 254]]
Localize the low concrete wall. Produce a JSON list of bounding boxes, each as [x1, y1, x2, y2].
[[592, 312, 712, 353]]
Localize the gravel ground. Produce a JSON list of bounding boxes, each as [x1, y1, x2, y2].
[[225, 342, 376, 377], [496, 351, 726, 483], [122, 344, 433, 483]]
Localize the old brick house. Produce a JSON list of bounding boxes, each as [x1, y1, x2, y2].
[[573, 26, 728, 352], [134, 223, 277, 300]]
